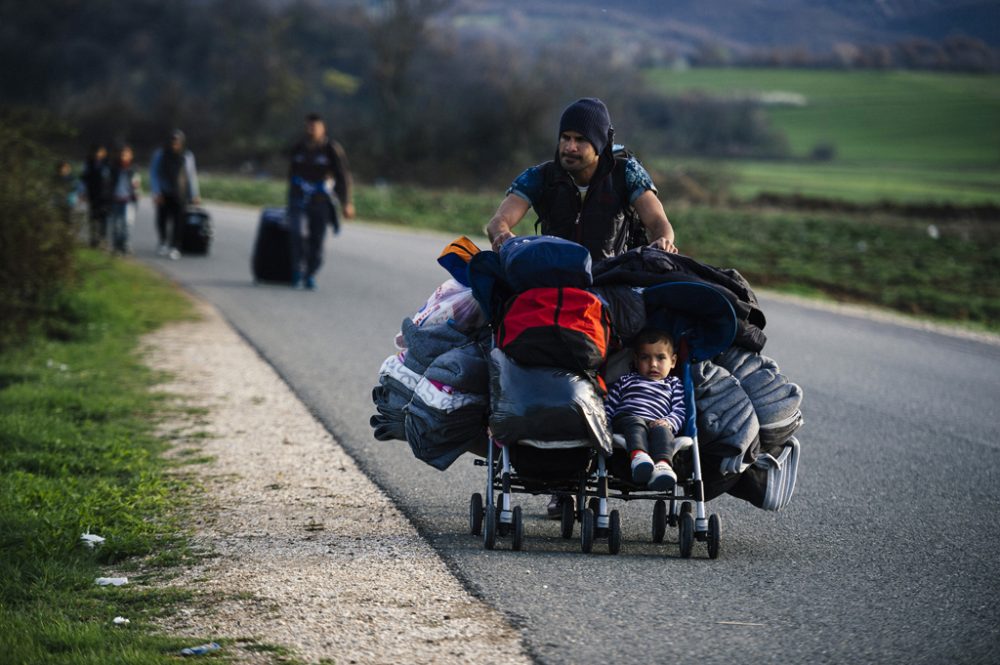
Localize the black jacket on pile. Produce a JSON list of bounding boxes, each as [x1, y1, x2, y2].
[[592, 246, 767, 352]]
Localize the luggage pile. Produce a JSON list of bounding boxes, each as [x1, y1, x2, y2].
[[370, 236, 804, 512]]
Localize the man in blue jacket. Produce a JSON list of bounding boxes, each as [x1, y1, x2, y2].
[[150, 130, 200, 260], [287, 112, 355, 290]]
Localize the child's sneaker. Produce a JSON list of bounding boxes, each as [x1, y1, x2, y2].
[[630, 451, 654, 485], [648, 460, 677, 491]]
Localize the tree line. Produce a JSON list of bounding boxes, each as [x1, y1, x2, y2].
[[0, 0, 789, 188]]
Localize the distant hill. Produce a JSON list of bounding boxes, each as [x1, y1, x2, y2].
[[431, 0, 1000, 55]]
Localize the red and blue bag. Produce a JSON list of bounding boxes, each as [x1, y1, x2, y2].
[[496, 287, 611, 372]]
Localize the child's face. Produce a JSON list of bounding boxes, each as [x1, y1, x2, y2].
[[634, 340, 677, 381]]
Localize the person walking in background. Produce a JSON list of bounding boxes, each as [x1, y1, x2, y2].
[[150, 129, 200, 260], [52, 160, 79, 227], [107, 143, 141, 255], [286, 112, 355, 290], [80, 144, 110, 248]]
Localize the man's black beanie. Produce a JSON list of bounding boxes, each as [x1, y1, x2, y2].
[[558, 97, 612, 154]]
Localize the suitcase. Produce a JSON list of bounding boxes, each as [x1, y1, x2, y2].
[[251, 207, 294, 283], [180, 207, 213, 255]]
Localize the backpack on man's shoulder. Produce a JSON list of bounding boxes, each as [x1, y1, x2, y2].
[[611, 144, 649, 252]]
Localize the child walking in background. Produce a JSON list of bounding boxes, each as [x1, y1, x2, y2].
[[605, 329, 687, 490], [107, 144, 141, 255]]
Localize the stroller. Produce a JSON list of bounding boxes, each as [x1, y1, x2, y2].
[[470, 281, 738, 558]]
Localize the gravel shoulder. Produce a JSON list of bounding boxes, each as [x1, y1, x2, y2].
[[141, 297, 532, 665]]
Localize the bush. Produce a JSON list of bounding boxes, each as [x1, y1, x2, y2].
[[810, 142, 837, 161], [0, 112, 78, 350]]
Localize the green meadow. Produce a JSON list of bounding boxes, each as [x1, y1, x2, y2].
[[643, 68, 1000, 204]]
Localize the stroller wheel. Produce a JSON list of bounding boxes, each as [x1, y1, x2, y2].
[[678, 511, 694, 559], [707, 513, 721, 560], [580, 508, 595, 553], [512, 506, 524, 551], [608, 510, 622, 555], [469, 493, 484, 536], [680, 501, 693, 518], [496, 505, 511, 537], [483, 508, 497, 550], [559, 498, 575, 539], [589, 498, 606, 538], [652, 499, 667, 543]]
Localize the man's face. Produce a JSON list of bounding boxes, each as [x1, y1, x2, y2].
[[306, 119, 326, 142], [558, 131, 598, 173], [169, 137, 183, 153]]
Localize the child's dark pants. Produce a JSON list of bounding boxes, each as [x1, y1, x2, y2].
[[613, 414, 677, 462]]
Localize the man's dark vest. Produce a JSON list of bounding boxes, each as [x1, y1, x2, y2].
[[533, 152, 632, 262]]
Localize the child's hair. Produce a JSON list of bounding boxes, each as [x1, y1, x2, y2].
[[632, 328, 675, 353]]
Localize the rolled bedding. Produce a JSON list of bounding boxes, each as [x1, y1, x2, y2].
[[691, 360, 760, 459], [371, 354, 421, 442]]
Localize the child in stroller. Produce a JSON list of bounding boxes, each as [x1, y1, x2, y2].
[[605, 328, 686, 491]]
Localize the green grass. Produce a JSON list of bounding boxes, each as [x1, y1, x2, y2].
[[679, 206, 1000, 326], [0, 250, 220, 664], [643, 68, 1000, 204]]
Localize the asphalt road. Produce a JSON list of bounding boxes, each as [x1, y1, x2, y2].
[[135, 201, 1000, 665]]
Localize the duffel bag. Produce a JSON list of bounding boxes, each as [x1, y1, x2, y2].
[[496, 287, 610, 372]]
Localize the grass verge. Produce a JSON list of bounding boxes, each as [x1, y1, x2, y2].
[[0, 249, 219, 664]]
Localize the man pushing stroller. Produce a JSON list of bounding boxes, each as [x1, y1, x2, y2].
[[486, 96, 680, 517]]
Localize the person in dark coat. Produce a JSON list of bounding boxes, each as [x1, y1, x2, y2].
[[286, 112, 355, 290], [149, 130, 200, 260], [80, 144, 110, 248]]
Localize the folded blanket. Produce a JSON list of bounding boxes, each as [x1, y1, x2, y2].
[[692, 360, 759, 458]]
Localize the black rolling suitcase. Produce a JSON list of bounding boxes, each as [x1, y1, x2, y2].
[[251, 207, 294, 283], [180, 207, 213, 255]]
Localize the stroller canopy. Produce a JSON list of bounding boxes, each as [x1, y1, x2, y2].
[[643, 282, 738, 362]]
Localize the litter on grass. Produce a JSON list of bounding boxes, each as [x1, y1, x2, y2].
[[81, 532, 106, 548], [180, 642, 221, 656], [113, 616, 130, 625], [95, 577, 128, 586]]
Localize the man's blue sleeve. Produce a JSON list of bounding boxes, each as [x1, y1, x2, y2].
[[624, 157, 657, 205], [506, 165, 545, 206]]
